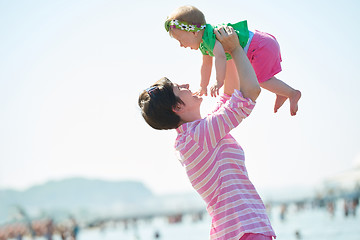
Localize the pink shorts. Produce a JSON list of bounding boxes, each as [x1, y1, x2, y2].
[[246, 30, 282, 83], [240, 233, 273, 240]]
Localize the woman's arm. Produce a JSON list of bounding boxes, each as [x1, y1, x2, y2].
[[214, 26, 261, 102], [191, 90, 255, 150]]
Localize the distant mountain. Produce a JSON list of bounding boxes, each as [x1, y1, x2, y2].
[[0, 177, 319, 225], [0, 178, 154, 223]]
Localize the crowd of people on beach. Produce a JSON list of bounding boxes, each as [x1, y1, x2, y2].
[[0, 195, 358, 240], [0, 217, 79, 240]]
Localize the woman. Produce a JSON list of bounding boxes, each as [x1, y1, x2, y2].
[[138, 26, 275, 240]]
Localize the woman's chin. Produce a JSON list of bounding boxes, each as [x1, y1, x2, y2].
[[195, 95, 203, 102]]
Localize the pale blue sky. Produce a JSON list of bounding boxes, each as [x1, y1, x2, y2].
[[1, 0, 359, 195]]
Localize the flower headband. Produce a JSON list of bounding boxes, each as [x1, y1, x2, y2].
[[165, 19, 206, 32]]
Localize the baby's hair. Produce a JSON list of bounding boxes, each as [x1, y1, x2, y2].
[[168, 5, 206, 26], [138, 77, 184, 130]]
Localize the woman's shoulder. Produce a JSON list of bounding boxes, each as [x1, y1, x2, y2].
[[176, 119, 202, 134]]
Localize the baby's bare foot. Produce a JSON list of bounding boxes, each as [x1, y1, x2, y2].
[[289, 90, 301, 116], [274, 95, 288, 113]]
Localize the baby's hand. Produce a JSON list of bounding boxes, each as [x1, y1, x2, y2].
[[210, 81, 223, 97], [195, 86, 208, 96]]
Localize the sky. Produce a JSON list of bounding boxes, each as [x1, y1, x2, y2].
[[0, 0, 359, 196]]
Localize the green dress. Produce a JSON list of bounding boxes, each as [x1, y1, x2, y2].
[[199, 21, 249, 60]]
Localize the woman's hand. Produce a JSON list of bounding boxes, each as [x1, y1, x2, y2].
[[214, 26, 240, 54]]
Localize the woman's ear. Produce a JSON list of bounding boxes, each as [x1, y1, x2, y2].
[[172, 103, 184, 114]]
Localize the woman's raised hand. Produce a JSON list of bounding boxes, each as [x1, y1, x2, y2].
[[214, 26, 240, 53]]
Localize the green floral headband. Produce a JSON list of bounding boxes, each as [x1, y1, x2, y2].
[[165, 19, 206, 32]]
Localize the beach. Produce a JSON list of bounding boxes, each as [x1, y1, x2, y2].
[[73, 204, 360, 240], [14, 199, 358, 240]]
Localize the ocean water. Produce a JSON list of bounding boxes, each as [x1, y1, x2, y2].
[[22, 201, 360, 240]]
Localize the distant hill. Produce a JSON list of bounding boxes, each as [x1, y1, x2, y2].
[[0, 177, 318, 225], [0, 178, 155, 223]]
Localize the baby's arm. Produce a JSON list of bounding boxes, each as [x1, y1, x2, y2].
[[196, 55, 213, 96], [210, 40, 227, 97]]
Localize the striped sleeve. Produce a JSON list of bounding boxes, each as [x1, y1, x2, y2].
[[211, 93, 231, 114], [201, 90, 255, 149]]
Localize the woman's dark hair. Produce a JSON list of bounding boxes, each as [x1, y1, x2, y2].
[[138, 77, 184, 130]]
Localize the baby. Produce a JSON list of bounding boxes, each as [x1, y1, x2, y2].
[[165, 5, 301, 115]]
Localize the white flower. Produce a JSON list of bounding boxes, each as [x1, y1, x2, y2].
[[188, 25, 195, 31], [180, 23, 189, 31]]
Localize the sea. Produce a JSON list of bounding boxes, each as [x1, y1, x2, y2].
[[17, 199, 360, 240]]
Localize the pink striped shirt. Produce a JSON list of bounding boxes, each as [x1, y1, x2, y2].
[[175, 90, 276, 240]]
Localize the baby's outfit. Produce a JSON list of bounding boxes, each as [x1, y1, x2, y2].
[[200, 21, 282, 83]]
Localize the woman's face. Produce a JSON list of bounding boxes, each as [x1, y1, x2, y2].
[[172, 83, 202, 110]]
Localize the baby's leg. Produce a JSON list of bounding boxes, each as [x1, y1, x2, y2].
[[260, 77, 301, 116]]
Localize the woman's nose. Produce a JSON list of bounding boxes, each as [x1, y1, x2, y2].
[[180, 84, 189, 89]]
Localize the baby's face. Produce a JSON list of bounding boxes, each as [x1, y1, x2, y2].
[[170, 28, 202, 50]]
